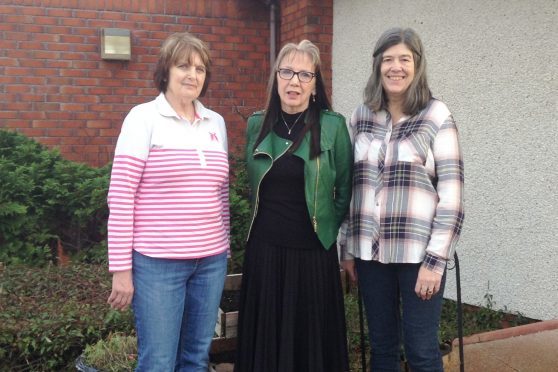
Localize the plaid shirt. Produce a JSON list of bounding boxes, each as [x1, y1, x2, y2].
[[339, 99, 464, 274]]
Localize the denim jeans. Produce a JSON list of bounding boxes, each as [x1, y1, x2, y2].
[[132, 250, 227, 372], [355, 259, 446, 372]]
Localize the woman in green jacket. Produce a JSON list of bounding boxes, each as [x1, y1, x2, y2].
[[234, 40, 353, 372]]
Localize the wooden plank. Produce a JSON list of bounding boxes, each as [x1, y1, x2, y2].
[[223, 273, 242, 291], [210, 337, 237, 354]]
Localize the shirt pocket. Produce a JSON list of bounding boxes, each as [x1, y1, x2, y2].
[[354, 132, 381, 165], [397, 133, 429, 165]]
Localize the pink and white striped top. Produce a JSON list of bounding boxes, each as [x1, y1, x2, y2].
[[107, 94, 229, 272]]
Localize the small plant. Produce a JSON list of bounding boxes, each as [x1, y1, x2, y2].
[[439, 284, 538, 343], [81, 333, 137, 372]]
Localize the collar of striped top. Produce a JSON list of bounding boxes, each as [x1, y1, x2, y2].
[[155, 92, 211, 121]]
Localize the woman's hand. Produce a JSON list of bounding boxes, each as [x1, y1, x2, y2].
[[341, 259, 358, 283], [107, 270, 134, 311], [415, 266, 442, 300]]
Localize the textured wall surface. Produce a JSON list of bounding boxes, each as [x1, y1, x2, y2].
[[0, 0, 335, 166], [0, 0, 270, 165], [332, 0, 557, 319]]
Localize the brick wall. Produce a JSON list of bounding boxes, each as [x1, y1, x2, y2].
[[279, 0, 333, 97], [0, 0, 333, 166]]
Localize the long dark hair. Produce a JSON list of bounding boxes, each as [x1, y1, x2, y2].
[[364, 27, 432, 115], [254, 40, 331, 159]]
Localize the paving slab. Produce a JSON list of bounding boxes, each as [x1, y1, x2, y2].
[[445, 319, 558, 372]]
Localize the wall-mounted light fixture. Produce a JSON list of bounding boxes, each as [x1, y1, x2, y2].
[[101, 28, 131, 60]]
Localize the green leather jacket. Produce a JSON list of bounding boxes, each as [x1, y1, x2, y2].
[[245, 110, 353, 250]]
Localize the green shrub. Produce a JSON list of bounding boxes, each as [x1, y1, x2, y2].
[[0, 263, 134, 371], [229, 155, 250, 273], [0, 130, 109, 265]]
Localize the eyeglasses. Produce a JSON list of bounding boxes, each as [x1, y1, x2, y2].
[[277, 68, 316, 83]]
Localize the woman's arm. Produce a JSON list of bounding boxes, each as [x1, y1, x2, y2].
[[422, 113, 465, 275]]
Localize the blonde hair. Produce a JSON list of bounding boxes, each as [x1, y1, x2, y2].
[[254, 40, 331, 159]]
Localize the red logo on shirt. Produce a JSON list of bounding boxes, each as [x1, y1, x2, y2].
[[209, 132, 218, 142]]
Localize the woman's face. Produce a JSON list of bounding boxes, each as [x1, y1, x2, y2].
[[166, 52, 206, 102], [277, 52, 316, 114], [380, 43, 415, 101]]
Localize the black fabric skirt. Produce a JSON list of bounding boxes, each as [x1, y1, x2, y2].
[[234, 234, 349, 372]]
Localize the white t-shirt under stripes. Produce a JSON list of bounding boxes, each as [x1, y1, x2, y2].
[[107, 93, 229, 272]]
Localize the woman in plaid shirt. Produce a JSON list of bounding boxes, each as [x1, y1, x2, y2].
[[339, 27, 464, 372]]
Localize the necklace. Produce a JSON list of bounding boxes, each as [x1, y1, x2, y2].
[[280, 111, 305, 135]]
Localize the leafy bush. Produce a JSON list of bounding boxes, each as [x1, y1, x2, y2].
[[0, 263, 134, 371], [0, 130, 109, 265]]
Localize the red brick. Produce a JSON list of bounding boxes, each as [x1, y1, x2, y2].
[[32, 121, 59, 129], [60, 103, 86, 111], [46, 8, 72, 17], [47, 128, 74, 137], [5, 121, 30, 128], [73, 95, 99, 103], [38, 137, 62, 146], [0, 111, 18, 119], [46, 77, 73, 86], [33, 50, 61, 59], [59, 52, 84, 60], [1, 0, 315, 166], [100, 128, 121, 137], [19, 7, 46, 16], [74, 10, 98, 19], [32, 16, 58, 26], [19, 94, 45, 102], [60, 34, 86, 43], [34, 85, 60, 94], [60, 137, 88, 145], [5, 85, 31, 93], [34, 68, 59, 77], [18, 128, 47, 136], [21, 25, 47, 33], [75, 112, 97, 120], [73, 44, 97, 52], [46, 111, 73, 120]]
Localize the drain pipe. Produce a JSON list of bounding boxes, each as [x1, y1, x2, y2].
[[269, 1, 277, 67]]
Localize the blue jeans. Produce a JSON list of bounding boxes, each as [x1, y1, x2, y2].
[[132, 250, 227, 372], [355, 259, 446, 372]]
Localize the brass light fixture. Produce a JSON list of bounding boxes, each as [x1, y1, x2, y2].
[[101, 28, 131, 60]]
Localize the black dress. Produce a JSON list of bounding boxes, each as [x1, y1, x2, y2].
[[234, 112, 349, 372]]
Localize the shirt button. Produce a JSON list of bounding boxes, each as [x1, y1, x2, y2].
[[376, 202, 380, 206]]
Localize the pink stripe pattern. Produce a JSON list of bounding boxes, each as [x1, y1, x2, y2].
[[107, 148, 230, 272]]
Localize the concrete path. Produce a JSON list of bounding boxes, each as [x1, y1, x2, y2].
[[211, 320, 558, 371], [445, 319, 558, 372]]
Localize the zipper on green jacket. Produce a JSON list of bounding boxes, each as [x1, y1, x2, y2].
[[247, 144, 292, 240], [312, 156, 320, 233]]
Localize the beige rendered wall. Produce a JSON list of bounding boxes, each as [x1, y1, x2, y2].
[[332, 0, 557, 320]]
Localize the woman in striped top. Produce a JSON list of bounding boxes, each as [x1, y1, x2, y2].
[[106, 32, 229, 372], [339, 28, 464, 371]]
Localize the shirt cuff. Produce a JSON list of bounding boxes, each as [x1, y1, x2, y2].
[[339, 246, 354, 261], [421, 253, 447, 275]]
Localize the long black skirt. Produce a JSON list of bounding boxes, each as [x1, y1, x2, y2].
[[234, 234, 349, 372]]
